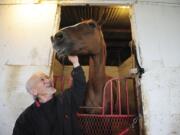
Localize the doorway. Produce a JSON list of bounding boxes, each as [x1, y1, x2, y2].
[[52, 5, 144, 135]]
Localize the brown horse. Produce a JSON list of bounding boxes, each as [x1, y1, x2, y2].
[[51, 19, 113, 114]]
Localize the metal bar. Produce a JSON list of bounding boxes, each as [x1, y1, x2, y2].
[[102, 80, 107, 114], [110, 80, 113, 114], [61, 76, 65, 91], [53, 76, 57, 88], [77, 112, 135, 118], [67, 76, 72, 87], [125, 79, 130, 114], [80, 106, 103, 109], [117, 79, 122, 114], [118, 128, 129, 135]]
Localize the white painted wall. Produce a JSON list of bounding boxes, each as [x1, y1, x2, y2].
[[0, 4, 57, 135], [1, 0, 180, 135], [132, 2, 180, 135], [0, 4, 56, 65]]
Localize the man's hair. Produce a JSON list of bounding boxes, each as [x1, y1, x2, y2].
[[25, 71, 47, 93], [25, 72, 38, 93], [25, 75, 37, 100]]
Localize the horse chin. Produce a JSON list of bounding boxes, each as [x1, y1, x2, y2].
[[56, 53, 65, 61]]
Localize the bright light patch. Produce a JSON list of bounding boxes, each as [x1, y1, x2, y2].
[[15, 0, 39, 4], [13, 4, 55, 23], [117, 5, 130, 9]]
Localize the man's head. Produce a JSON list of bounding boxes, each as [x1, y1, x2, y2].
[[26, 71, 56, 102]]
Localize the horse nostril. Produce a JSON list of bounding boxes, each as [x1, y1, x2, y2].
[[55, 31, 64, 41]]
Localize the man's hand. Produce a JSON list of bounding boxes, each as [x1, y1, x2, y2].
[[68, 56, 80, 68]]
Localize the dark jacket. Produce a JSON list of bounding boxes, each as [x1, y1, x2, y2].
[[13, 66, 86, 135]]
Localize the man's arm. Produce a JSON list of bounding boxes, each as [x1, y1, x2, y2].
[[68, 56, 86, 107]]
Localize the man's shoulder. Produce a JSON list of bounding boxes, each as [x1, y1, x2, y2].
[[23, 103, 34, 114], [17, 103, 34, 121]]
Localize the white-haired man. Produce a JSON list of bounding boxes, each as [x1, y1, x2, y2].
[[13, 56, 86, 135]]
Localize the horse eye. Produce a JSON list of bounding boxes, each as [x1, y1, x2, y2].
[[88, 22, 96, 29]]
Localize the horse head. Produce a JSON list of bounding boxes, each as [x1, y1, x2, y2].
[[51, 19, 108, 114], [51, 19, 104, 59]]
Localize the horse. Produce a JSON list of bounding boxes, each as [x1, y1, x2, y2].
[[51, 19, 115, 114]]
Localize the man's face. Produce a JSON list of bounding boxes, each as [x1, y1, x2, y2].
[[29, 72, 56, 97]]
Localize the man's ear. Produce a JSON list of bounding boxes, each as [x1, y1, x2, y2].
[[29, 89, 38, 96]]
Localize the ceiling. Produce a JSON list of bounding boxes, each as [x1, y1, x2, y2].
[[60, 6, 132, 66]]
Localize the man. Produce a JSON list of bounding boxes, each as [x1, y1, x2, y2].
[[13, 56, 86, 135]]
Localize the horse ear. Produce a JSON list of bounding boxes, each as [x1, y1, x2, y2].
[[94, 20, 102, 30], [98, 25, 102, 30], [81, 18, 84, 21], [97, 18, 102, 26], [97, 12, 108, 26]]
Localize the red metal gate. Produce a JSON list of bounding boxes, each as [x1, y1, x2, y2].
[[54, 76, 138, 135], [77, 113, 135, 135]]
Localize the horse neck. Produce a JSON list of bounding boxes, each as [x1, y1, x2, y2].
[[88, 43, 106, 93]]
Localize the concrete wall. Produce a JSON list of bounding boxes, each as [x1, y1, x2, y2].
[[132, 2, 180, 135], [0, 4, 57, 135]]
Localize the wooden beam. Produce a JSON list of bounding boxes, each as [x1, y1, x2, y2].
[[103, 28, 131, 33]]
